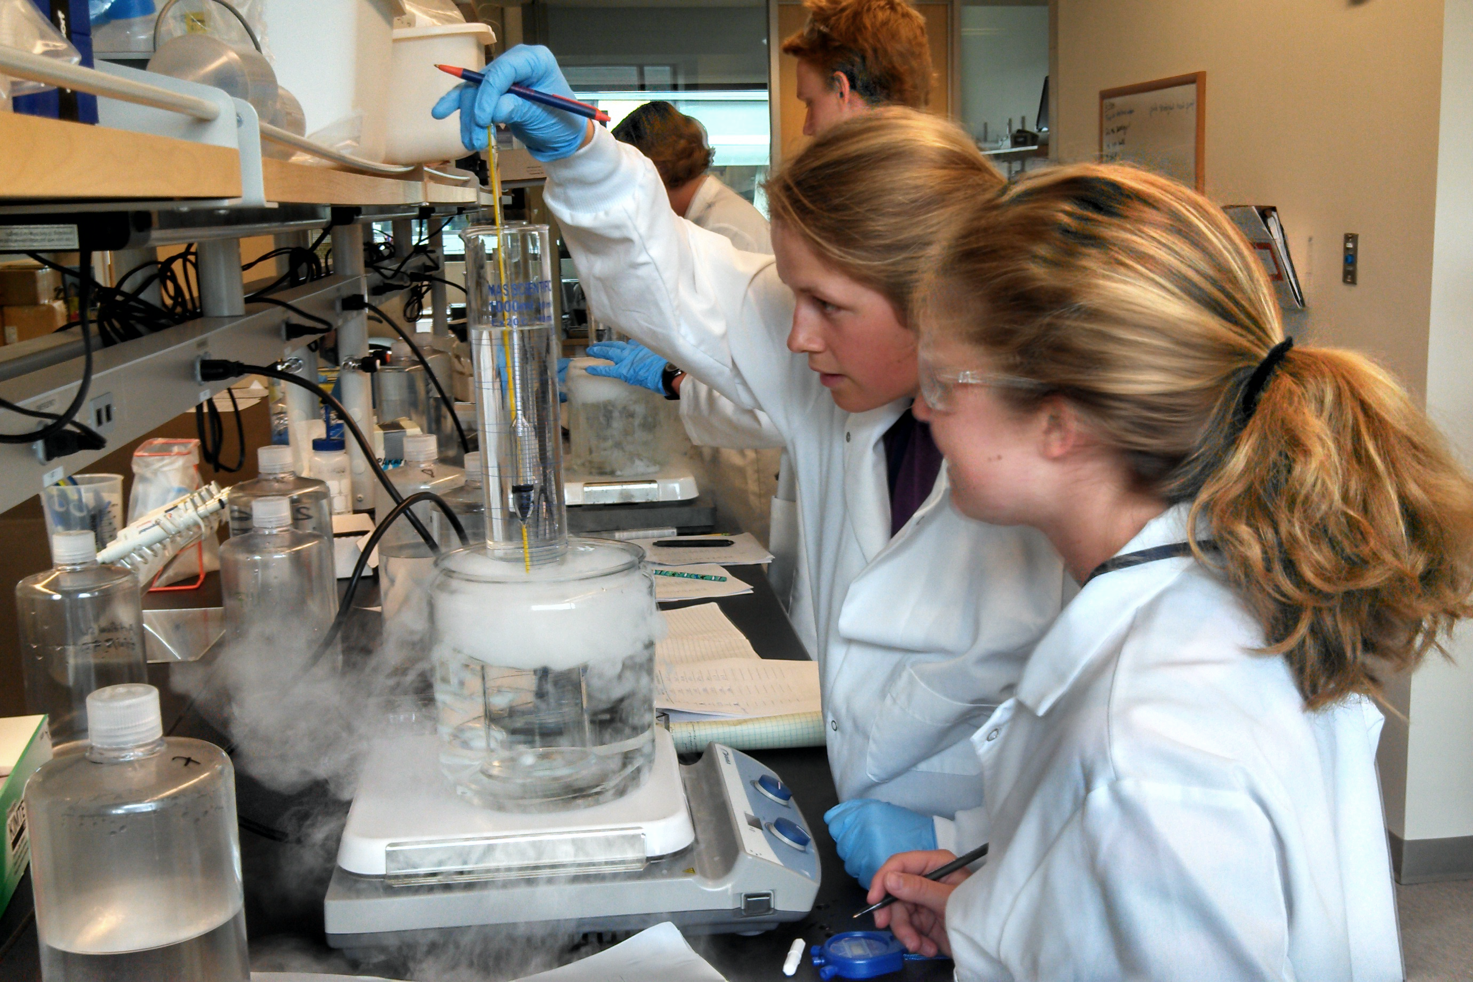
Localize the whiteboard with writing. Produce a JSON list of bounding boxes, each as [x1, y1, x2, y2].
[[1099, 73, 1204, 190]]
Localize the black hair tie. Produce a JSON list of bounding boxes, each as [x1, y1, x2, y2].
[[1238, 337, 1294, 425]]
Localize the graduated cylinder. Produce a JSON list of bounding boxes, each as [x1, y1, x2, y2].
[[461, 223, 566, 566]]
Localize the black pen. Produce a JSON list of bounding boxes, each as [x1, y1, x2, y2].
[[852, 843, 989, 919], [653, 538, 734, 548]]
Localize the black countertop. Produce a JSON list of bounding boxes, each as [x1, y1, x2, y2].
[[0, 566, 952, 982]]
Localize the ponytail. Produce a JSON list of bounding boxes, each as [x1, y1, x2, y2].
[[927, 162, 1473, 706], [1189, 347, 1473, 706]]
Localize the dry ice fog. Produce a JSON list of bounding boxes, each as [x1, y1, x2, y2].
[[170, 540, 671, 981]]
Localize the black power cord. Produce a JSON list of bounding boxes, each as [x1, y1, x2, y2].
[[249, 295, 333, 330], [198, 359, 439, 551], [0, 250, 97, 451], [348, 297, 470, 454], [195, 387, 245, 474], [303, 489, 468, 678]]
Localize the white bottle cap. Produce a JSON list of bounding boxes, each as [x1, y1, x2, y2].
[[50, 530, 97, 565], [252, 495, 293, 529], [257, 444, 295, 475], [87, 684, 163, 749], [403, 433, 438, 462], [463, 452, 482, 484], [391, 339, 418, 364]]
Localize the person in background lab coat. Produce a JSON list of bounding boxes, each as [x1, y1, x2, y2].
[[866, 164, 1473, 980], [596, 101, 788, 554], [432, 54, 1066, 887], [610, 101, 772, 255]]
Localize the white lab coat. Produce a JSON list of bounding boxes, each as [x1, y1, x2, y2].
[[683, 175, 773, 254], [673, 191, 817, 656], [943, 504, 1402, 981], [544, 126, 1065, 818]]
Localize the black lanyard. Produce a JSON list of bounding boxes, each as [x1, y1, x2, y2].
[[1083, 541, 1214, 587]]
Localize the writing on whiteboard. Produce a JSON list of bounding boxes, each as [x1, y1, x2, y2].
[[1100, 78, 1200, 187]]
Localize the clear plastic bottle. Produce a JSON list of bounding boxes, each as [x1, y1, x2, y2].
[[225, 445, 332, 540], [439, 450, 487, 546], [373, 433, 464, 553], [309, 437, 351, 516], [375, 434, 463, 630], [25, 683, 249, 981], [16, 531, 148, 753], [219, 497, 336, 655]]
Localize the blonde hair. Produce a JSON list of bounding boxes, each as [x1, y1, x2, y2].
[[926, 163, 1473, 708], [780, 0, 932, 110], [766, 108, 1002, 322]]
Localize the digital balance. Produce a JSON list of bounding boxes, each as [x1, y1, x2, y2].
[[323, 222, 817, 948]]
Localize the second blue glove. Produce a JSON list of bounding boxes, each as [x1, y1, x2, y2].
[[585, 340, 668, 395], [825, 799, 937, 889]]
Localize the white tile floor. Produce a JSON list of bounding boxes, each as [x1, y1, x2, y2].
[[1399, 879, 1473, 980]]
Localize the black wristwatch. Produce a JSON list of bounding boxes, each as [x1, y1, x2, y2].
[[661, 362, 683, 400]]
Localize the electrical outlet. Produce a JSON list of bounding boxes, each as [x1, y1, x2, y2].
[[88, 392, 116, 434], [1343, 233, 1359, 285]]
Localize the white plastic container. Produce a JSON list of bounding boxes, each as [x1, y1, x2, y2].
[[385, 22, 494, 165], [310, 438, 352, 515], [261, 0, 404, 162]]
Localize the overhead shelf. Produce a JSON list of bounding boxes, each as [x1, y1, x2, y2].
[[263, 159, 480, 208], [0, 112, 242, 202], [0, 108, 480, 209]]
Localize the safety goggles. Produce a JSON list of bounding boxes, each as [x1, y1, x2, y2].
[[917, 365, 1047, 413]]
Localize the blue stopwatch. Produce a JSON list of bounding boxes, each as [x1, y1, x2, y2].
[[810, 931, 908, 980]]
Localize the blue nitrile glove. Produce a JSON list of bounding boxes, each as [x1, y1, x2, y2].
[[585, 340, 668, 395], [557, 357, 569, 402], [431, 45, 587, 160], [825, 799, 937, 889]]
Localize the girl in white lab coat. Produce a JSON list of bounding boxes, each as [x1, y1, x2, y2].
[[868, 164, 1473, 980], [433, 49, 1066, 881]]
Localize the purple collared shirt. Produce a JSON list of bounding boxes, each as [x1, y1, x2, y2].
[[883, 408, 944, 536]]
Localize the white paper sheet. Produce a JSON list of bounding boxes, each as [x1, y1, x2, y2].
[[332, 512, 377, 578], [630, 533, 774, 567], [652, 564, 753, 602], [512, 922, 728, 982], [655, 658, 821, 719], [656, 603, 760, 665]]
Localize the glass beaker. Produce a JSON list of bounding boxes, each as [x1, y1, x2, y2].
[[428, 538, 662, 810], [564, 357, 686, 479], [460, 223, 565, 565]]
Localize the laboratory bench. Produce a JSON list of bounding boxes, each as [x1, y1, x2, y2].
[[0, 566, 952, 982]]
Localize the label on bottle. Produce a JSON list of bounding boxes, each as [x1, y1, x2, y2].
[[327, 480, 348, 514]]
